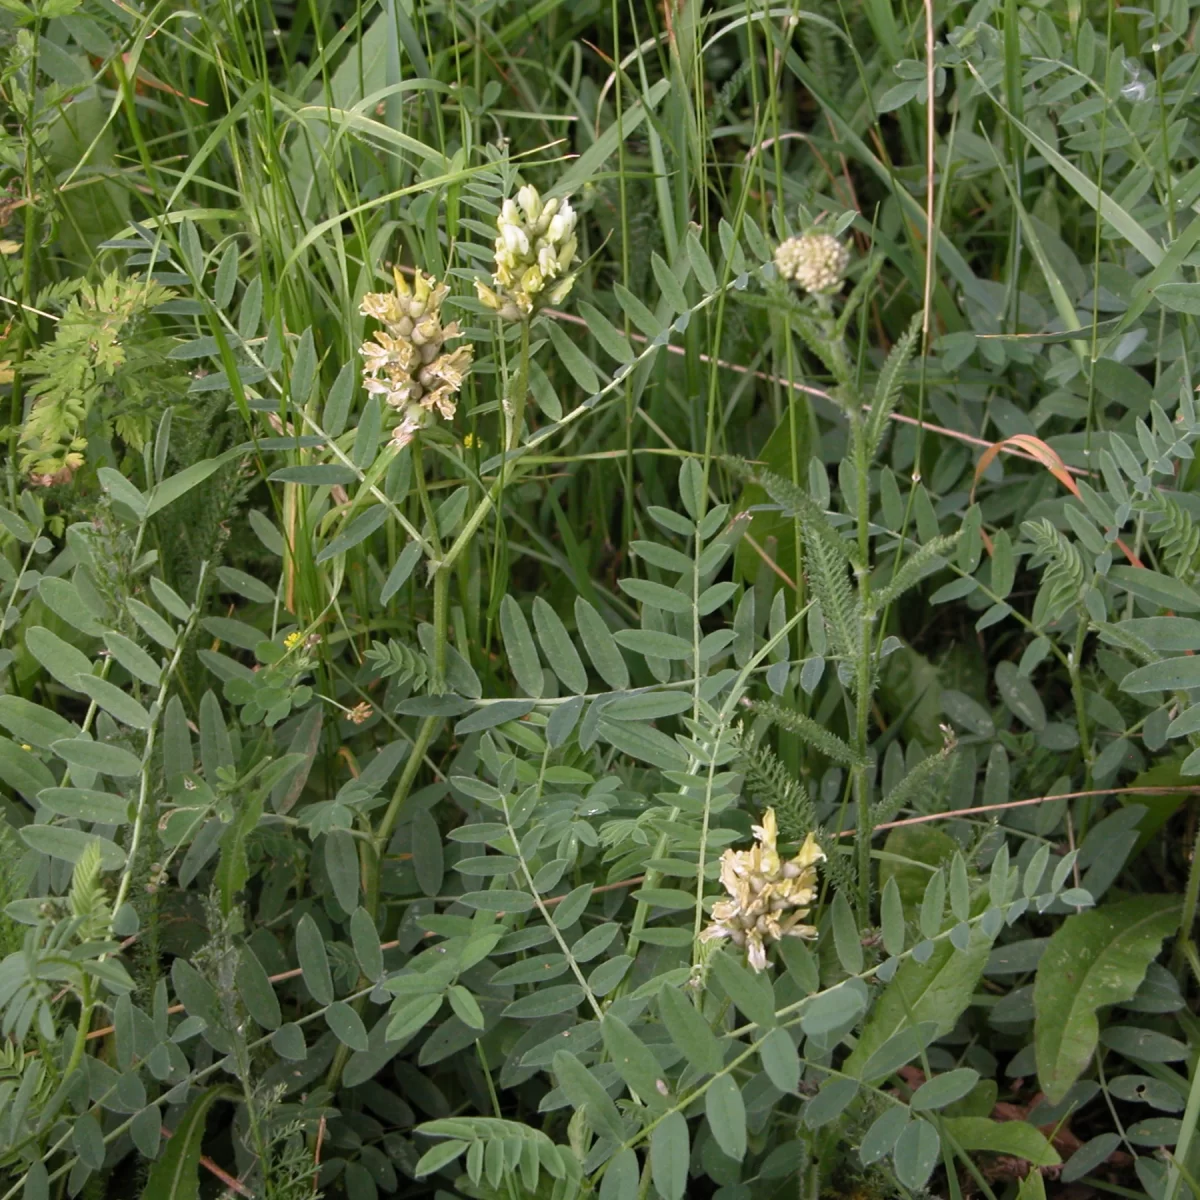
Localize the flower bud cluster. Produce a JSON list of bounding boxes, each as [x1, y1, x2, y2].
[[476, 184, 578, 320], [359, 268, 473, 449], [774, 232, 850, 294], [700, 808, 825, 972]]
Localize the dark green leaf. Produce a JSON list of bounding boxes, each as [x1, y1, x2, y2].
[[942, 1117, 1060, 1166], [295, 913, 334, 1005], [831, 891, 863, 974], [705, 1074, 746, 1160], [26, 626, 93, 690], [235, 946, 281, 1030], [893, 1118, 940, 1189], [881, 876, 905, 957], [552, 1050, 626, 1141], [326, 1001, 369, 1050], [650, 1111, 690, 1200], [315, 506, 387, 563], [603, 1014, 670, 1109], [547, 320, 600, 393], [20, 826, 125, 869], [0, 737, 55, 797], [910, 1068, 980, 1111], [658, 985, 724, 1075], [532, 598, 587, 694], [758, 1027, 800, 1093], [574, 597, 629, 689], [500, 595, 544, 698], [711, 949, 776, 1028], [324, 829, 360, 912]]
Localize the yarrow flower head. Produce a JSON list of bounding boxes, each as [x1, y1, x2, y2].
[[476, 184, 579, 321], [700, 809, 825, 973], [774, 232, 850, 295], [359, 268, 474, 449]]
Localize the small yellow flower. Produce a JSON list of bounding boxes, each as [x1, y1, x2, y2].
[[20, 744, 32, 752], [463, 432, 476, 449], [283, 631, 303, 650]]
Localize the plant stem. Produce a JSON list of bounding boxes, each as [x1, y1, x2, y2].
[[6, 17, 41, 501], [62, 976, 94, 1083], [111, 562, 209, 927], [324, 554, 450, 1095], [507, 320, 531, 453], [852, 410, 874, 921], [412, 438, 443, 562], [1174, 823, 1200, 985]]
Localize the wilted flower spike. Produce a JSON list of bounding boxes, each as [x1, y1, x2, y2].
[[775, 233, 850, 294], [701, 808, 826, 973], [358, 267, 473, 444], [478, 182, 579, 320]]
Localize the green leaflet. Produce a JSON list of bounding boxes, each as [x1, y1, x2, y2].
[[844, 918, 995, 1084]]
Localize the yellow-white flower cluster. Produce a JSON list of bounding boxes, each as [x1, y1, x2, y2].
[[359, 268, 473, 449], [700, 809, 825, 972], [774, 232, 850, 294], [476, 184, 578, 320]]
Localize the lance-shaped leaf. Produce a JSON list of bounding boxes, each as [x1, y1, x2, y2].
[[1033, 895, 1180, 1104]]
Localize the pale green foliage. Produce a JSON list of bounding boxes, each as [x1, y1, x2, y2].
[[1, 0, 1198, 1198], [17, 273, 185, 478], [68, 840, 110, 943], [364, 638, 438, 692], [1022, 518, 1087, 624]]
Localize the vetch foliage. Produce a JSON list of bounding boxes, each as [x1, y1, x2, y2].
[[1, 0, 1199, 1198]]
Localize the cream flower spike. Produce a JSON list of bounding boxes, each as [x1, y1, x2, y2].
[[358, 267, 473, 449], [476, 183, 579, 320], [774, 232, 850, 294], [701, 808, 826, 973]]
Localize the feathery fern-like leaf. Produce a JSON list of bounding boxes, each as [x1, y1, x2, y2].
[[1022, 518, 1087, 624], [733, 731, 857, 897], [871, 534, 960, 611], [727, 458, 862, 570], [748, 698, 866, 767], [69, 840, 110, 942], [864, 313, 921, 458], [871, 740, 957, 827], [1145, 490, 1200, 581], [365, 639, 436, 692], [805, 528, 861, 661]]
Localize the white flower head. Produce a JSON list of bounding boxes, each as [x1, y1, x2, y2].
[[774, 232, 850, 294], [517, 184, 542, 223], [480, 182, 579, 320]]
